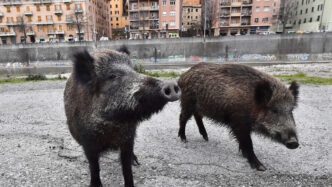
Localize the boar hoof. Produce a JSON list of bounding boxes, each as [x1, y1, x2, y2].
[[132, 154, 140, 166], [202, 135, 209, 141], [250, 162, 266, 171]]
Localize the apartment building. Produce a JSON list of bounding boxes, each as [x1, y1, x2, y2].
[[251, 0, 275, 34], [214, 0, 253, 36], [286, 0, 332, 32], [128, 0, 182, 39], [0, 0, 111, 44], [182, 0, 201, 33], [110, 0, 129, 39]]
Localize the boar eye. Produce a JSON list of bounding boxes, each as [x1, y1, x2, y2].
[[108, 74, 117, 80], [271, 108, 278, 114]]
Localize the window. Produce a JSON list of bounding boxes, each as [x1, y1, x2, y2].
[[298, 19, 301, 24], [116, 4, 118, 8], [255, 18, 259, 23], [303, 18, 306, 23], [317, 15, 320, 21], [262, 17, 268, 22], [67, 4, 70, 10], [116, 17, 118, 21], [256, 6, 260, 12], [162, 21, 166, 26], [115, 11, 119, 15], [57, 15, 61, 21], [196, 9, 198, 12], [263, 6, 270, 12], [46, 5, 50, 11], [6, 7, 10, 13], [305, 8, 308, 13], [309, 17, 312, 22], [16, 6, 20, 12], [170, 10, 175, 16], [38, 16, 41, 21], [163, 0, 166, 6], [26, 6, 30, 11], [37, 5, 40, 11], [300, 10, 302, 14], [163, 11, 167, 16], [28, 16, 32, 22], [170, 21, 175, 26], [170, 0, 175, 5], [312, 7, 314, 12], [68, 25, 72, 31]]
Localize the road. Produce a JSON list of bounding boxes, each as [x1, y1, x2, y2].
[[0, 79, 331, 187]]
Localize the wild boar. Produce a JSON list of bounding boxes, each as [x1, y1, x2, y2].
[[64, 47, 181, 187], [178, 63, 299, 171]]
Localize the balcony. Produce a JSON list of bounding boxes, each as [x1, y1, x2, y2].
[[54, 9, 63, 14], [0, 13, 4, 17], [220, 2, 231, 6], [42, 0, 52, 4], [36, 21, 54, 25], [242, 0, 252, 6], [24, 11, 33, 16], [130, 26, 139, 30], [149, 16, 159, 20], [5, 22, 18, 26], [26, 31, 35, 35], [231, 2, 241, 7], [75, 8, 83, 14], [149, 25, 159, 29], [76, 30, 84, 34], [47, 31, 55, 35], [241, 22, 250, 26], [129, 17, 139, 21], [139, 26, 149, 30], [241, 11, 251, 16], [0, 32, 16, 36], [139, 17, 149, 21], [129, 7, 138, 12], [220, 22, 229, 26], [139, 6, 150, 11], [12, 0, 22, 5], [3, 1, 11, 6], [230, 23, 241, 27], [55, 30, 65, 34], [32, 0, 41, 4], [63, 0, 71, 3], [231, 12, 241, 17], [66, 18, 73, 23], [150, 6, 159, 11]]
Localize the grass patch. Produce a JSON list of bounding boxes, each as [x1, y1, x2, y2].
[[0, 74, 67, 84], [275, 73, 332, 85], [143, 71, 181, 78]]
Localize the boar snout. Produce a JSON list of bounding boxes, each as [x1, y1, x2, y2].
[[161, 81, 181, 102], [285, 136, 299, 149]]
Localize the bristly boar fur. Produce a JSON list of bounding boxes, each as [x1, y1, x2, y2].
[[64, 47, 180, 187], [178, 63, 299, 171]]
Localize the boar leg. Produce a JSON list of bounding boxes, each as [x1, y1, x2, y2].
[[83, 147, 102, 187], [132, 153, 140, 166], [193, 112, 208, 141], [233, 127, 267, 171], [178, 108, 194, 142], [120, 137, 135, 187]]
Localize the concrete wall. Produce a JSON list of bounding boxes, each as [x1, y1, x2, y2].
[[1, 33, 332, 64]]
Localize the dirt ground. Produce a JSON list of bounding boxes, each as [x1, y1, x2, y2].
[[0, 64, 331, 187]]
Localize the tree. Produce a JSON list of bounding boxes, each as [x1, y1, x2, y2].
[[17, 16, 27, 44], [201, 0, 218, 37], [280, 0, 298, 34], [71, 13, 87, 41]]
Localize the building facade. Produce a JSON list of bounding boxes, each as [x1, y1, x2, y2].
[[128, 0, 182, 39], [0, 0, 111, 44], [285, 0, 332, 32], [182, 0, 201, 34], [110, 0, 129, 39], [213, 0, 253, 36], [251, 0, 275, 34]]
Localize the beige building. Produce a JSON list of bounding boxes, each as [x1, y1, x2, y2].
[[0, 0, 111, 44], [286, 0, 332, 32], [213, 0, 253, 36], [129, 0, 182, 39], [110, 0, 129, 39], [182, 0, 201, 33]]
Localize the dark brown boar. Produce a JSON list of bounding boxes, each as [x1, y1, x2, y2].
[[178, 63, 299, 171], [64, 47, 181, 187]]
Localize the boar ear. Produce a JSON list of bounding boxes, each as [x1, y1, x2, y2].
[[72, 50, 96, 85], [255, 80, 273, 107], [289, 81, 299, 103], [117, 45, 130, 56]]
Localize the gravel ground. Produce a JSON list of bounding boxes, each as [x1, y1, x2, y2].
[[0, 66, 331, 187]]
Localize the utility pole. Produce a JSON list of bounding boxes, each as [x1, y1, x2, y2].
[[203, 0, 206, 42]]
